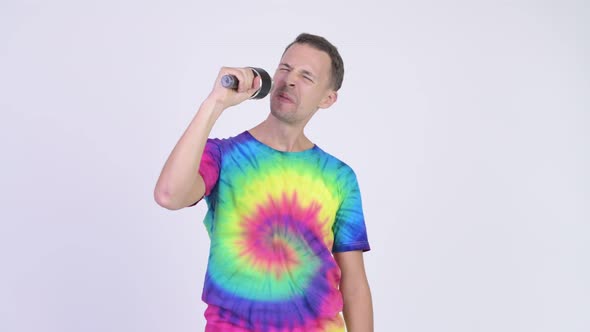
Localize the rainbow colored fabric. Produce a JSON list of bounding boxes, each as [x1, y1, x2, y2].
[[197, 131, 370, 331]]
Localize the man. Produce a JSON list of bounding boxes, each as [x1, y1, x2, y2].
[[154, 33, 373, 332]]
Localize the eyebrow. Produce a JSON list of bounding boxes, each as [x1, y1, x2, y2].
[[279, 63, 316, 79]]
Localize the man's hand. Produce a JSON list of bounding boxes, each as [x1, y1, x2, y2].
[[207, 67, 262, 110]]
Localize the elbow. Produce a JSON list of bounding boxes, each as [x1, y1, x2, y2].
[[154, 186, 184, 211]]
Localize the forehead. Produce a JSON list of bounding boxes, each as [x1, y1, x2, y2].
[[280, 43, 332, 77]]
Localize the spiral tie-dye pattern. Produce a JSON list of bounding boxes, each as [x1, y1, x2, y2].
[[197, 131, 370, 331]]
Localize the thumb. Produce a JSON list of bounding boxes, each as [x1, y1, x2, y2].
[[245, 75, 262, 96]]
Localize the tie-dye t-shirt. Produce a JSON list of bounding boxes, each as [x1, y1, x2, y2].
[[196, 131, 370, 332]]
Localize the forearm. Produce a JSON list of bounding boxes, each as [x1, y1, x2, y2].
[[155, 66, 260, 210], [342, 277, 373, 332], [154, 99, 224, 209]]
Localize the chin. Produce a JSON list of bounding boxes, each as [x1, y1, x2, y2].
[[270, 107, 299, 124], [271, 99, 295, 114]]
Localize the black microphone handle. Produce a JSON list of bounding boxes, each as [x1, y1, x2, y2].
[[220, 74, 239, 89]]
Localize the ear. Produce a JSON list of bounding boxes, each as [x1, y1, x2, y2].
[[318, 90, 338, 109]]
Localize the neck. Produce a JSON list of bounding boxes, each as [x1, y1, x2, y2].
[[249, 115, 314, 152]]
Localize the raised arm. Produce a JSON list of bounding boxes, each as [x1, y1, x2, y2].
[[154, 67, 261, 210]]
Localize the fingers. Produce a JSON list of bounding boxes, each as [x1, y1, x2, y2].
[[217, 67, 255, 93], [208, 67, 259, 109], [247, 75, 262, 96]]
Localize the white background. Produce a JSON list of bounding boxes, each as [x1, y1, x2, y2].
[[1, 0, 589, 331]]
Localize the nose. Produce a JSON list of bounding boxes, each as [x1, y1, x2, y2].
[[285, 71, 297, 87]]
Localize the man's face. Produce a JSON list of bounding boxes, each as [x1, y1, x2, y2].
[[269, 43, 337, 125]]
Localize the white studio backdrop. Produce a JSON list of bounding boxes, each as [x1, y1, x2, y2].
[[1, 1, 588, 331]]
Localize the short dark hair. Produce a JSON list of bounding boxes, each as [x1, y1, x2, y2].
[[284, 33, 344, 91]]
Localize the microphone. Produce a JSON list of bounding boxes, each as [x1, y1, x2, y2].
[[221, 67, 272, 100]]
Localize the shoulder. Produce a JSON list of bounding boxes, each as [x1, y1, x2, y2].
[[314, 146, 358, 178], [207, 131, 251, 149], [312, 147, 361, 195]]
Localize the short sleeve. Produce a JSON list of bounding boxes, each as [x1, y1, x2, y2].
[[198, 138, 222, 197], [332, 169, 371, 253]]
